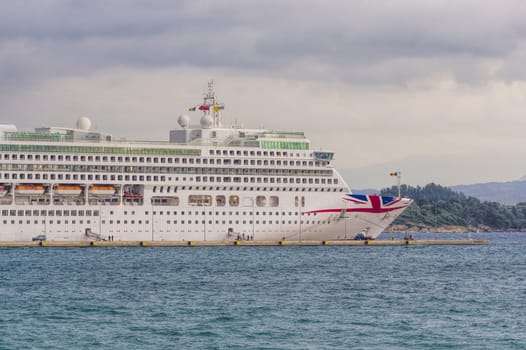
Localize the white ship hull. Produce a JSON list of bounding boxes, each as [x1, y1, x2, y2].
[[0, 190, 411, 242]]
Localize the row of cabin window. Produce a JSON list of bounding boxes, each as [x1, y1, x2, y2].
[[134, 195, 283, 208], [209, 149, 289, 157], [108, 210, 316, 216], [0, 164, 332, 175], [2, 153, 173, 162], [103, 220, 148, 225], [152, 186, 337, 193], [0, 209, 99, 216], [4, 150, 287, 160], [4, 218, 330, 226], [0, 172, 339, 186], [1, 173, 166, 181], [192, 176, 337, 184], [0, 144, 198, 156], [156, 220, 329, 225], [2, 154, 325, 167], [208, 150, 315, 159], [1, 208, 322, 217], [150, 186, 341, 194], [3, 219, 91, 225], [99, 219, 329, 226]]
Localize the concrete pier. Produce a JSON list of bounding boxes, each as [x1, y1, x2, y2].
[[0, 239, 489, 248]]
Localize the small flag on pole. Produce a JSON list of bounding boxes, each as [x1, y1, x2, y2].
[[188, 105, 211, 111]]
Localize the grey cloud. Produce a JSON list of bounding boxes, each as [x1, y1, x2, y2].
[[2, 0, 526, 87]]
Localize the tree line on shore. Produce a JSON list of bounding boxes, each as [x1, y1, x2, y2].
[[380, 183, 526, 231]]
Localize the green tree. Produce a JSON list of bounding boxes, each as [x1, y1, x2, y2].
[[380, 183, 525, 231]]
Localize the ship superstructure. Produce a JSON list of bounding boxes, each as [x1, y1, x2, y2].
[[0, 82, 412, 241]]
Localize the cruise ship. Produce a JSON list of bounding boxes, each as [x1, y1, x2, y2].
[[0, 82, 412, 242]]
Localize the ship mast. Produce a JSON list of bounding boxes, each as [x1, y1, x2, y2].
[[203, 80, 224, 128]]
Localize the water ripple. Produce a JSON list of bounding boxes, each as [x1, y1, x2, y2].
[[1, 232, 525, 349]]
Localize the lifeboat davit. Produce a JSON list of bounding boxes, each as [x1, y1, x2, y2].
[[55, 185, 82, 196], [15, 184, 45, 195], [0, 185, 8, 197], [88, 185, 115, 196]]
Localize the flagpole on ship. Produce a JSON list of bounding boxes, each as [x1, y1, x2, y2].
[[397, 171, 401, 197], [390, 171, 402, 197]]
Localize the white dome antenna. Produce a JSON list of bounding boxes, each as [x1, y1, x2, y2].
[[200, 115, 213, 129], [77, 117, 92, 131], [178, 115, 190, 129]]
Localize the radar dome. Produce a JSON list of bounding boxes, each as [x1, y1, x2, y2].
[[200, 115, 214, 129], [76, 117, 91, 131], [178, 115, 190, 128]]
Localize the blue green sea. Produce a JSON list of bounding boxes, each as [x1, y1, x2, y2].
[[1, 232, 525, 349]]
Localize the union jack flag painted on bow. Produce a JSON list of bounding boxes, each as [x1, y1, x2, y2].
[[344, 194, 369, 204], [305, 194, 407, 215], [344, 194, 403, 213]]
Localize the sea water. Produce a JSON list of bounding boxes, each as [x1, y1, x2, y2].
[[1, 232, 525, 349]]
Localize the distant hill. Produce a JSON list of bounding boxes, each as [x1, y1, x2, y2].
[[451, 180, 526, 205], [380, 183, 526, 232]]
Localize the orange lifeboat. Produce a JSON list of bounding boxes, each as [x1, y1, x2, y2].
[[15, 184, 45, 195], [55, 185, 82, 196], [123, 192, 142, 199], [88, 185, 115, 196]]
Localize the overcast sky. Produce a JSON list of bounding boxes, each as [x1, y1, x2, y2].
[[1, 0, 526, 189]]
